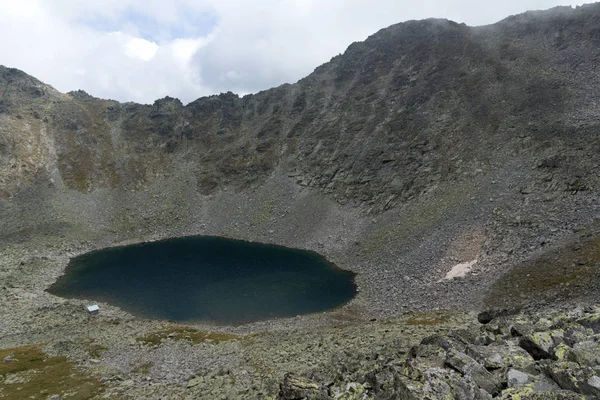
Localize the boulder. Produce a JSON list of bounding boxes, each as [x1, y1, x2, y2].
[[551, 322, 595, 346], [575, 313, 600, 334], [445, 349, 502, 395], [477, 308, 520, 324], [541, 361, 600, 397], [422, 367, 491, 400], [519, 330, 566, 360], [499, 386, 587, 399], [568, 339, 600, 367], [410, 343, 447, 362], [365, 367, 418, 400], [466, 344, 534, 371], [510, 323, 535, 338], [507, 369, 533, 387], [399, 357, 438, 382], [420, 334, 462, 352], [331, 382, 371, 400], [278, 373, 328, 400], [448, 329, 480, 347]]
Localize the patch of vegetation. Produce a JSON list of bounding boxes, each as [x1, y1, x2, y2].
[[404, 311, 451, 326], [0, 344, 103, 400], [82, 339, 108, 359], [131, 361, 153, 375], [330, 305, 368, 323], [137, 326, 238, 346], [485, 231, 600, 308]]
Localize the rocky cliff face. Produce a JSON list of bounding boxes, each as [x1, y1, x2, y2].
[[1, 4, 600, 314]]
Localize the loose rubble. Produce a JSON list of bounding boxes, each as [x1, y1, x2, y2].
[[277, 306, 600, 399]]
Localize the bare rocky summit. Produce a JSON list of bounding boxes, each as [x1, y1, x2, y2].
[[1, 3, 600, 399]]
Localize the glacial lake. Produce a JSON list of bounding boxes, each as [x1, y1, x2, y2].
[[48, 236, 357, 325]]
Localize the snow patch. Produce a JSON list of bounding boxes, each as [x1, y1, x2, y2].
[[439, 259, 477, 281]]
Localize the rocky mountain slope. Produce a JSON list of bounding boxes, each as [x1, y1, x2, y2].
[[2, 4, 599, 311], [1, 3, 600, 399]]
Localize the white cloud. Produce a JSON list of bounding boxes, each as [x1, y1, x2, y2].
[[0, 0, 586, 104], [124, 37, 159, 61]]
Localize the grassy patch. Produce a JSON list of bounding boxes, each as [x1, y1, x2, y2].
[[404, 311, 451, 326], [485, 231, 600, 308], [137, 326, 238, 346], [131, 361, 153, 375], [0, 344, 103, 400], [329, 305, 367, 323], [84, 341, 109, 359]]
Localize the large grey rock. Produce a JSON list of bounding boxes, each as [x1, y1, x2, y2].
[[410, 343, 448, 361], [420, 335, 462, 352], [330, 382, 372, 400], [576, 314, 600, 334], [365, 367, 419, 399], [422, 368, 455, 399], [507, 369, 533, 387], [499, 387, 587, 399], [445, 349, 502, 395], [400, 357, 442, 382], [568, 339, 600, 367], [541, 361, 600, 397], [422, 367, 491, 400], [278, 373, 328, 400], [519, 330, 566, 360], [510, 323, 535, 338], [477, 308, 520, 324], [466, 344, 534, 371]]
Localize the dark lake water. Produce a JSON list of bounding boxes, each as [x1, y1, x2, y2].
[[48, 236, 356, 324]]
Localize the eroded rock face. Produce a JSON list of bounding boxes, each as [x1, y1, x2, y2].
[[1, 4, 600, 215]]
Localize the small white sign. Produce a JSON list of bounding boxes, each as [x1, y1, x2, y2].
[[87, 305, 100, 313]]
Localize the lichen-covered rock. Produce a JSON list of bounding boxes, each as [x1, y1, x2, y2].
[[499, 385, 587, 399], [420, 335, 463, 352], [445, 349, 502, 395], [510, 324, 535, 338], [551, 322, 595, 347], [365, 368, 419, 400], [448, 329, 481, 348], [568, 339, 600, 367], [575, 314, 600, 334], [279, 373, 328, 400], [331, 382, 372, 400], [507, 369, 533, 387], [411, 343, 449, 360], [540, 361, 600, 397], [399, 357, 438, 382], [421, 367, 491, 400], [399, 342, 449, 384], [272, 306, 600, 400], [519, 330, 566, 360], [466, 344, 534, 371]]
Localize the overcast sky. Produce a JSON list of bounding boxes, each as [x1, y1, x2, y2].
[[0, 0, 585, 104]]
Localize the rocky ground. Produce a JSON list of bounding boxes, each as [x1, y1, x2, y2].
[[277, 304, 600, 399], [3, 281, 600, 399]]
